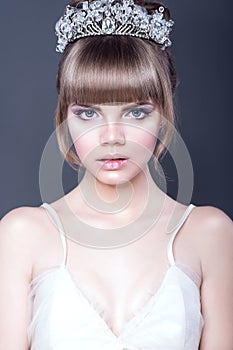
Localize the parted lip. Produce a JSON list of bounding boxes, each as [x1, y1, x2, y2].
[[96, 154, 129, 161]]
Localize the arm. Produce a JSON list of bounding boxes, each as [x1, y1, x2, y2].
[[0, 208, 34, 350], [199, 208, 233, 350]]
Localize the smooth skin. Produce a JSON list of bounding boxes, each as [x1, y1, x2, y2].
[[0, 103, 233, 349]]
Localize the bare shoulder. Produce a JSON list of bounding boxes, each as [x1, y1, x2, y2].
[[190, 206, 233, 348], [0, 205, 62, 273], [189, 205, 233, 271], [1, 205, 48, 240], [190, 204, 233, 237]]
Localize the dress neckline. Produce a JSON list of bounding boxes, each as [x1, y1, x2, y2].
[[35, 202, 197, 338], [30, 263, 200, 339]]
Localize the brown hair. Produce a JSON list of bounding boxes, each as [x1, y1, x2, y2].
[[55, 0, 178, 171]]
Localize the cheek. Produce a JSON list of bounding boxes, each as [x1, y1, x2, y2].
[[74, 135, 98, 160], [67, 116, 98, 159], [135, 133, 157, 151], [131, 134, 157, 168], [70, 129, 99, 161], [125, 113, 161, 152], [127, 126, 159, 153]]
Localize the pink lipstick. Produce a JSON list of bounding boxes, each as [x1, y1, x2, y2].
[[97, 155, 129, 170]]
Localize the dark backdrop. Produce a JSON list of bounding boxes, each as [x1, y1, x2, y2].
[[1, 0, 233, 219]]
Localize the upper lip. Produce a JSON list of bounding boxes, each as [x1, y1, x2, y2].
[[97, 154, 129, 161]]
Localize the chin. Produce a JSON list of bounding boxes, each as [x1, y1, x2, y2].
[[94, 167, 145, 186]]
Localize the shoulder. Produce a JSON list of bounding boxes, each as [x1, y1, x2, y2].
[[1, 205, 48, 240], [190, 205, 233, 272], [190, 204, 232, 237], [0, 205, 63, 272], [191, 207, 233, 348], [0, 206, 44, 279], [1, 205, 42, 239]]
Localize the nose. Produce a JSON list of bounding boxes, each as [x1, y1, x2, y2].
[[99, 122, 125, 146]]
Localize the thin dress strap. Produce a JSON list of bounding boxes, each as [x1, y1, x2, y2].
[[41, 203, 67, 267], [167, 204, 196, 266]]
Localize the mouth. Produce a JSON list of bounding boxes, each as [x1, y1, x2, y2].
[[96, 155, 129, 170], [97, 154, 129, 161]]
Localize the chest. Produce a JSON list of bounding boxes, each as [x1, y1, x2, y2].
[[60, 235, 169, 335], [28, 266, 203, 348]]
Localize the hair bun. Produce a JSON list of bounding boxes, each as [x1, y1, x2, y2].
[[69, 0, 84, 7], [135, 0, 170, 20], [69, 0, 170, 20]]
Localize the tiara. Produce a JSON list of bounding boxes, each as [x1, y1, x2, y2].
[[55, 0, 174, 53]]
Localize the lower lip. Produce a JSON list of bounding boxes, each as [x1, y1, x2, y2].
[[97, 159, 128, 170]]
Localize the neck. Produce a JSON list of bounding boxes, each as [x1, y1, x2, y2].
[[59, 165, 169, 247], [77, 166, 165, 219]]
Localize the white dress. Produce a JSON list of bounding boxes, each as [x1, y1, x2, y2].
[[28, 203, 204, 350]]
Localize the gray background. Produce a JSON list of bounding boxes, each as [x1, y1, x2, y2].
[[1, 0, 232, 219]]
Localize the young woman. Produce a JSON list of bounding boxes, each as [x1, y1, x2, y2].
[[0, 0, 232, 349]]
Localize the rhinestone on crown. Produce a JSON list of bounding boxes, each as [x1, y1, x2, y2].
[[55, 0, 174, 53]]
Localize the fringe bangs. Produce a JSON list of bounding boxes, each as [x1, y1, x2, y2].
[[59, 36, 163, 106]]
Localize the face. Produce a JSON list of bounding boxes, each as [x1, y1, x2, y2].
[[67, 102, 161, 185]]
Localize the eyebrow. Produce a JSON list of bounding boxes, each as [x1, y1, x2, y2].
[[121, 102, 155, 112], [75, 102, 155, 112], [75, 104, 102, 112]]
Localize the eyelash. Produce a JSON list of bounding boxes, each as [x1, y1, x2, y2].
[[72, 109, 98, 120], [126, 109, 152, 120], [72, 108, 152, 120]]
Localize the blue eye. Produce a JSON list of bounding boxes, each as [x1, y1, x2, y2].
[[131, 110, 143, 118], [128, 109, 151, 119], [73, 109, 97, 120], [83, 110, 96, 119]]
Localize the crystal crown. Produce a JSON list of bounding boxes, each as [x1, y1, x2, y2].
[[55, 0, 174, 53]]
